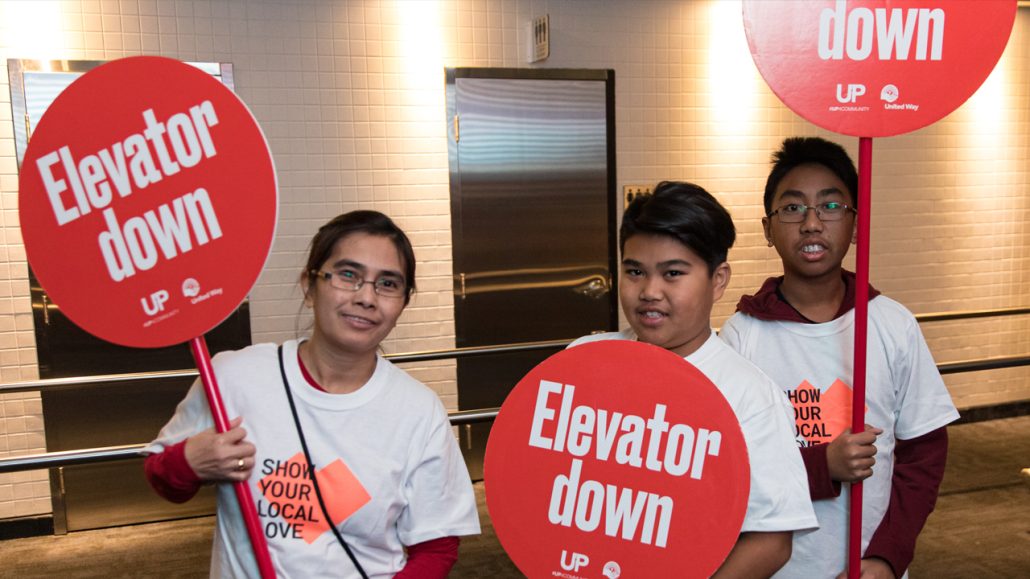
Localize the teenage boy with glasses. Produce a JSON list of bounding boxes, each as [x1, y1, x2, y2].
[[720, 137, 959, 579]]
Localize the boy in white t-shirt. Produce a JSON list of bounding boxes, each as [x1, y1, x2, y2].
[[571, 181, 817, 577], [720, 137, 959, 578]]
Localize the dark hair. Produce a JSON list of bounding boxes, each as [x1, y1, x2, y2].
[[304, 210, 416, 304], [764, 137, 859, 215], [620, 181, 736, 275]]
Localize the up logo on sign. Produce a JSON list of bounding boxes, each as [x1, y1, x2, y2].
[[560, 550, 589, 573], [836, 83, 866, 103], [141, 289, 170, 315]]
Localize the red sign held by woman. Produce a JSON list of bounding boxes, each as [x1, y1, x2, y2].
[[18, 56, 277, 348]]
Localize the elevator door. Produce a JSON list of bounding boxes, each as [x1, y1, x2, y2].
[[447, 69, 618, 479]]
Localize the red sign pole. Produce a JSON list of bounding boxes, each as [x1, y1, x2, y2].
[[190, 336, 277, 579], [849, 137, 873, 579]]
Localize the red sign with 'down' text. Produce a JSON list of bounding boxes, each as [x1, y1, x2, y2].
[[485, 340, 749, 578], [743, 0, 1017, 137], [18, 56, 277, 348]]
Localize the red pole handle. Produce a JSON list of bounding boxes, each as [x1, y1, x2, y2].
[[190, 336, 277, 579], [849, 137, 873, 579]]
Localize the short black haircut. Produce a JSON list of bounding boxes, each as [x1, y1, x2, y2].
[[620, 181, 736, 275], [764, 137, 859, 215]]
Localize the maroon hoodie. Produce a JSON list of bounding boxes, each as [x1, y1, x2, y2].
[[736, 270, 880, 323]]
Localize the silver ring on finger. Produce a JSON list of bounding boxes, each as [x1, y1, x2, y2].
[[235, 457, 246, 472]]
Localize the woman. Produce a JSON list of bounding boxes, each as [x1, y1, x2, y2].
[[145, 210, 480, 578]]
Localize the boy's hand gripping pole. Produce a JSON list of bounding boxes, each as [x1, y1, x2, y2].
[[849, 137, 873, 579], [190, 336, 277, 579]]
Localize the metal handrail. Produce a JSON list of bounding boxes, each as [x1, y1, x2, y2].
[[938, 355, 1030, 375], [0, 407, 500, 474], [0, 369, 200, 395], [0, 445, 144, 472], [387, 338, 569, 363], [0, 339, 572, 395], [913, 306, 1030, 323]]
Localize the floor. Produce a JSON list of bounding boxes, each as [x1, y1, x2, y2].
[[0, 416, 1027, 578]]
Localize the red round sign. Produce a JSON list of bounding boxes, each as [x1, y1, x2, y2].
[[743, 0, 1017, 137], [18, 56, 277, 348], [485, 340, 749, 579]]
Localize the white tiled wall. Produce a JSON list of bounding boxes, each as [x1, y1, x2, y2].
[[0, 0, 1027, 519]]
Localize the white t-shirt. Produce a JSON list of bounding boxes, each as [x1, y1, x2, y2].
[[568, 330, 817, 534], [720, 296, 959, 579], [145, 339, 481, 579]]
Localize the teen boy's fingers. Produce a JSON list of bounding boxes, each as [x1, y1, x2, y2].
[[827, 428, 879, 482], [856, 424, 884, 444], [843, 427, 879, 453]]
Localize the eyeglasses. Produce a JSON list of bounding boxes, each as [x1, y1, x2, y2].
[[310, 269, 407, 298], [768, 202, 856, 223]]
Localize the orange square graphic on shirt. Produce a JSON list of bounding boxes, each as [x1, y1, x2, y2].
[[790, 379, 854, 445], [259, 452, 372, 544]]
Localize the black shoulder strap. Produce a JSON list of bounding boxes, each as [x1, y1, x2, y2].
[[278, 344, 368, 579]]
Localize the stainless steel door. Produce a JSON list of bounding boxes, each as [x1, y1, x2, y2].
[[447, 69, 617, 479]]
